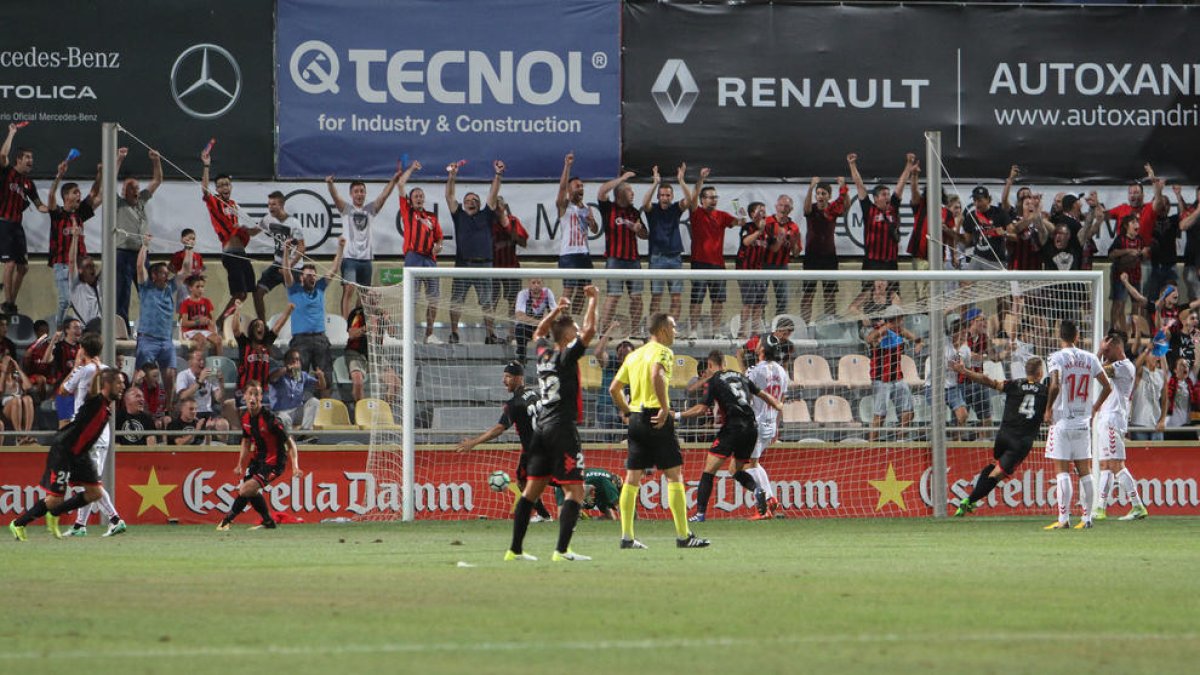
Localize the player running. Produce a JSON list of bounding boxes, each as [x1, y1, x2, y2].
[[1093, 330, 1148, 521], [746, 339, 789, 518], [456, 360, 553, 522], [1043, 320, 1111, 530], [216, 380, 301, 531], [505, 286, 598, 562], [682, 350, 783, 522], [952, 357, 1048, 516], [10, 370, 125, 541]]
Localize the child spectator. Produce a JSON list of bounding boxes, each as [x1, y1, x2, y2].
[[179, 274, 223, 355], [136, 362, 171, 430]]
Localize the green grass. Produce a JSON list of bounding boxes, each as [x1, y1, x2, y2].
[[3, 517, 1199, 674]]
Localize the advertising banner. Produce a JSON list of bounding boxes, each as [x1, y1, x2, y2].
[[276, 0, 621, 180], [623, 2, 1200, 183], [0, 0, 275, 179], [2, 444, 1197, 524]]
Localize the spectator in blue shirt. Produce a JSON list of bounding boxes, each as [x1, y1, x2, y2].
[[282, 237, 344, 398], [641, 164, 689, 322], [445, 159, 504, 344], [134, 234, 181, 411], [268, 348, 325, 431]]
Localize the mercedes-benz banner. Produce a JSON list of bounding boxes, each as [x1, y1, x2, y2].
[[0, 0, 275, 179], [277, 0, 621, 181], [623, 2, 1200, 183]]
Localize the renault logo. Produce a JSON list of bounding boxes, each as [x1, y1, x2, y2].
[[171, 44, 242, 120], [651, 59, 699, 125]]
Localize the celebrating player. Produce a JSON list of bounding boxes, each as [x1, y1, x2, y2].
[[1093, 331, 1148, 521], [746, 340, 789, 518], [216, 380, 301, 531], [681, 350, 783, 522], [456, 361, 553, 523], [610, 313, 709, 550], [9, 369, 125, 541], [505, 286, 598, 562], [952, 357, 1048, 516], [1043, 320, 1112, 530]]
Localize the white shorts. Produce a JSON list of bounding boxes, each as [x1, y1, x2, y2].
[[90, 426, 111, 474], [1045, 422, 1090, 461], [752, 423, 776, 460], [183, 328, 216, 341], [1096, 420, 1127, 462]]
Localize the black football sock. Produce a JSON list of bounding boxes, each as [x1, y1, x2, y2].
[[15, 499, 49, 526], [50, 493, 89, 516], [695, 472, 715, 516], [509, 498, 535, 554], [733, 469, 759, 493], [532, 499, 551, 520], [225, 496, 249, 524], [967, 465, 999, 503], [555, 500, 582, 554], [248, 494, 272, 522], [109, 515, 121, 525]]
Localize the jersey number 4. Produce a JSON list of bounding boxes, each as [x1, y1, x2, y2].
[[1017, 394, 1037, 419]]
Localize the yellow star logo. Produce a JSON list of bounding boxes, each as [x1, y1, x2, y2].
[[868, 463, 915, 511], [129, 467, 178, 517]]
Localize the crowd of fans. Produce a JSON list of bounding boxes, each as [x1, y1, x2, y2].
[[1, 121, 1198, 441]]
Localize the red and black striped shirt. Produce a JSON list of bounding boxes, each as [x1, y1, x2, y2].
[[492, 214, 528, 268], [1007, 229, 1043, 271], [58, 393, 112, 457], [1109, 232, 1145, 287], [52, 340, 80, 389], [0, 166, 41, 223], [598, 199, 642, 262], [169, 249, 205, 274], [48, 202, 93, 266], [908, 203, 952, 260], [346, 307, 367, 355], [242, 408, 290, 468], [859, 195, 901, 263], [236, 331, 275, 391], [398, 196, 443, 260], [871, 341, 904, 383], [736, 223, 768, 270], [763, 216, 799, 267], [202, 192, 250, 247]]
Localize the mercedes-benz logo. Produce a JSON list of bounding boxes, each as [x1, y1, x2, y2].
[[171, 44, 242, 120], [651, 59, 699, 125]]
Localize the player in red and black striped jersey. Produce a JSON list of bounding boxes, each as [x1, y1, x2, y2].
[[217, 380, 300, 531], [597, 171, 648, 331], [201, 148, 261, 324], [848, 152, 915, 305], [506, 286, 598, 562], [680, 350, 783, 521], [456, 361, 554, 521], [9, 369, 124, 541], [0, 123, 47, 314], [736, 202, 770, 339]]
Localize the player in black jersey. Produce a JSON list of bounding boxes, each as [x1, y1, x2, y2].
[[217, 380, 301, 531], [506, 285, 598, 562], [952, 356, 1049, 516], [10, 369, 124, 541], [680, 351, 783, 522], [455, 360, 553, 521]]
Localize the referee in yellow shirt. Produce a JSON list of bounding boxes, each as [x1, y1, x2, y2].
[[609, 313, 710, 549]]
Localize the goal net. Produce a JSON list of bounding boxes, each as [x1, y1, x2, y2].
[[361, 267, 1102, 522]]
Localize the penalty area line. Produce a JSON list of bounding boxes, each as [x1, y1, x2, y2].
[[2, 632, 1196, 661]]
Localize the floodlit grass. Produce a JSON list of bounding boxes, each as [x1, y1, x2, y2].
[[2, 517, 1198, 674]]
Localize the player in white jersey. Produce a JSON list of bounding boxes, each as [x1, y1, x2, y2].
[[746, 340, 788, 518], [1043, 320, 1111, 530], [1092, 330, 1148, 521], [58, 334, 127, 537], [555, 152, 599, 311]]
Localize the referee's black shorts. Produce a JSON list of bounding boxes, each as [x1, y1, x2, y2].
[[626, 409, 684, 471], [708, 418, 757, 461], [993, 430, 1035, 476]]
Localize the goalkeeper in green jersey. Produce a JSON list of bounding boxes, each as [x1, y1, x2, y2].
[[555, 468, 621, 520]]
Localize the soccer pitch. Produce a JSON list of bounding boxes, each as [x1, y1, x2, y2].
[[4, 518, 1198, 674]]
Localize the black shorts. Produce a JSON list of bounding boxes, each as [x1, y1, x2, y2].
[[526, 424, 584, 484], [516, 450, 531, 484], [860, 259, 899, 294], [245, 460, 287, 488], [627, 410, 684, 471], [709, 419, 757, 461], [39, 445, 100, 496], [0, 220, 28, 265], [222, 253, 256, 296], [993, 431, 1034, 476], [802, 255, 839, 292], [256, 265, 287, 292]]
